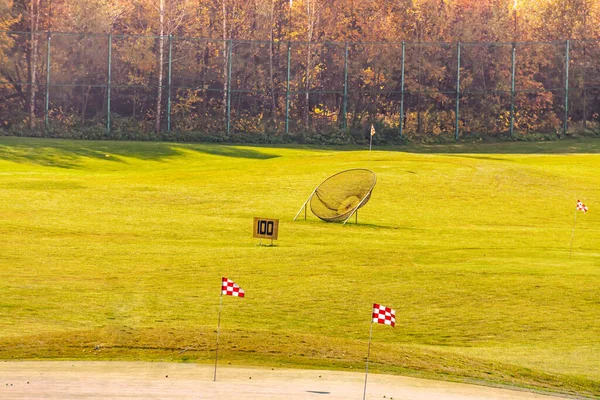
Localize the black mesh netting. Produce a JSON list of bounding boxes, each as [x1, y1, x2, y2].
[[310, 169, 377, 222]]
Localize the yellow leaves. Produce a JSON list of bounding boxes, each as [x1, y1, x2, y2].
[[313, 104, 337, 121], [0, 16, 19, 32], [174, 89, 203, 114], [0, 0, 18, 55], [114, 38, 156, 79], [313, 105, 325, 115], [359, 66, 388, 88], [362, 66, 375, 82]]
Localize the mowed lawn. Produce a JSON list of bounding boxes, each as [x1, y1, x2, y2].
[[0, 137, 598, 397]]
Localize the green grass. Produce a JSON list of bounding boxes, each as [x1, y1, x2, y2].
[[0, 137, 599, 397]]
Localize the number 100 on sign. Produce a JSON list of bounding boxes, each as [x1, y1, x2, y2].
[[253, 217, 279, 240]]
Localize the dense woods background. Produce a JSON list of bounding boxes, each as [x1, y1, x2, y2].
[[1, 0, 599, 143]]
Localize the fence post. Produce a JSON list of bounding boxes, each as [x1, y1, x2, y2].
[[167, 34, 173, 135], [226, 39, 232, 137], [342, 41, 348, 130], [564, 39, 570, 135], [107, 33, 112, 136], [510, 42, 516, 137], [44, 32, 51, 129], [285, 41, 291, 135], [455, 42, 461, 141], [399, 41, 405, 138]]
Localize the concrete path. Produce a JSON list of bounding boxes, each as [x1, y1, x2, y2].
[[0, 361, 571, 400]]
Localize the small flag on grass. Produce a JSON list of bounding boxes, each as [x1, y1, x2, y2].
[[215, 277, 245, 381], [369, 125, 376, 151], [570, 199, 588, 258], [576, 200, 588, 213], [372, 303, 395, 327], [364, 303, 395, 399], [222, 277, 245, 297]]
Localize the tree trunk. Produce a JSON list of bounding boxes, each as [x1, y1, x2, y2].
[[582, 9, 588, 130], [304, 0, 317, 128], [81, 85, 92, 123], [305, 42, 311, 127], [202, 45, 209, 115], [416, 23, 423, 134], [268, 0, 277, 127], [222, 0, 228, 115], [155, 0, 165, 134], [29, 0, 41, 130]]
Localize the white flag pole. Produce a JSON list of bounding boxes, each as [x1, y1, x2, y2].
[[569, 203, 578, 259], [369, 124, 375, 152], [214, 290, 224, 381], [363, 318, 374, 400]]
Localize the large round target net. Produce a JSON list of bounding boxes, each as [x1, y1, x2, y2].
[[307, 169, 376, 223]]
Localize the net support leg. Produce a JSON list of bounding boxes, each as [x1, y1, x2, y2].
[[294, 190, 315, 221], [343, 209, 358, 225], [343, 190, 373, 225]]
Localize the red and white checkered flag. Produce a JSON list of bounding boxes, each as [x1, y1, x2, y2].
[[221, 277, 245, 297], [372, 303, 395, 327], [576, 200, 588, 213]]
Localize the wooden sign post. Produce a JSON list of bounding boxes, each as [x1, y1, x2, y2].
[[253, 217, 279, 246]]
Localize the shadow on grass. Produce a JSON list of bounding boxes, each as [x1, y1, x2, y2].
[[344, 222, 423, 230], [185, 144, 278, 160], [387, 138, 600, 154], [440, 154, 514, 162], [0, 137, 278, 168], [2, 137, 598, 169], [261, 137, 600, 154], [293, 219, 419, 231]]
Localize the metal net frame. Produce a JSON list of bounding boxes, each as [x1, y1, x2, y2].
[[294, 169, 377, 224]]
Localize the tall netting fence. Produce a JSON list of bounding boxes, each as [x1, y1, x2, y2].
[[1, 31, 599, 142]]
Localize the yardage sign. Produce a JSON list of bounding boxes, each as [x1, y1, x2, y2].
[[253, 217, 279, 240]]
